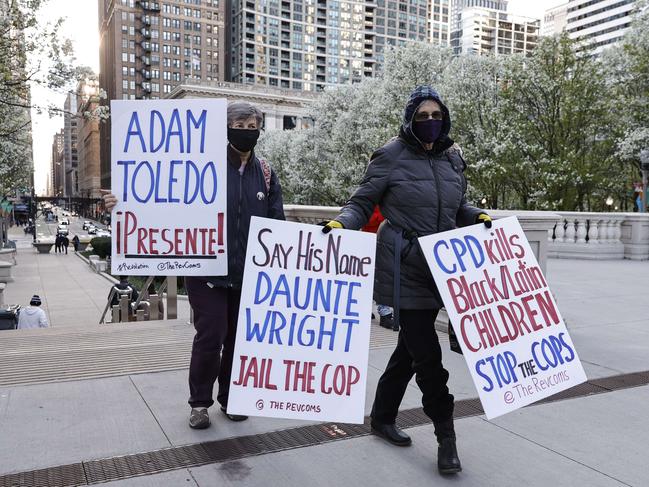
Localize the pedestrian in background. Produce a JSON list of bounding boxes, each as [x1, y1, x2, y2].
[[62, 235, 69, 255], [17, 295, 49, 329], [72, 235, 80, 252], [54, 234, 61, 254], [322, 86, 492, 475]]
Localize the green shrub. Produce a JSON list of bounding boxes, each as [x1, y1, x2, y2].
[[90, 237, 111, 259]]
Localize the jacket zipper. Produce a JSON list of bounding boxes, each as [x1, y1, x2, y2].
[[232, 170, 244, 287], [429, 156, 442, 231]]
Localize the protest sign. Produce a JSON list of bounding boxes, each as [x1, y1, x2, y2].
[[110, 99, 227, 275], [227, 217, 376, 423], [419, 217, 586, 419]]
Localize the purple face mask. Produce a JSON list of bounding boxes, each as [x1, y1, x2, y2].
[[413, 119, 443, 143]]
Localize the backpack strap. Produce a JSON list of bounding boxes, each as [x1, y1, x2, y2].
[[258, 158, 271, 194]]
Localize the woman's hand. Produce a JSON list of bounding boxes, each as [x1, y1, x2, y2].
[[477, 213, 492, 228], [101, 189, 118, 212], [321, 220, 344, 234]]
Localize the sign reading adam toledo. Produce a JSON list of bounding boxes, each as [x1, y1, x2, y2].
[[419, 217, 586, 419], [228, 217, 376, 423], [110, 99, 227, 275]]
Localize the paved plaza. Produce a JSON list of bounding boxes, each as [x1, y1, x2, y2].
[[0, 223, 648, 486]]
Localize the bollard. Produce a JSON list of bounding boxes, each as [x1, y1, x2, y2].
[[166, 277, 177, 319], [120, 296, 129, 323], [111, 306, 120, 324], [149, 294, 160, 320], [136, 309, 145, 321]]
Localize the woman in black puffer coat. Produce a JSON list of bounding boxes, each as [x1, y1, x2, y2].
[[323, 85, 491, 475]]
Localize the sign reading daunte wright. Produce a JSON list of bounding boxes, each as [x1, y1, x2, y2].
[[227, 217, 376, 423]]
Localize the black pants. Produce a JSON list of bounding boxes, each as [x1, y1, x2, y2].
[[185, 277, 241, 409], [371, 308, 454, 425]]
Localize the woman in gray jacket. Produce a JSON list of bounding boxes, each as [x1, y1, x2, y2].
[[323, 85, 491, 475]]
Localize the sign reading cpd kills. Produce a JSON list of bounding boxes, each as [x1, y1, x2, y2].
[[419, 217, 587, 419], [227, 217, 376, 424], [110, 99, 227, 276]]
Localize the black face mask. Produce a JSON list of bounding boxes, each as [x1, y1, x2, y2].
[[228, 128, 260, 152]]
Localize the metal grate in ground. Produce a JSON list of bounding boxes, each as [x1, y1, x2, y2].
[[1, 370, 647, 487]]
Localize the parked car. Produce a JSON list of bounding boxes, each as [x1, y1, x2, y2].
[[57, 225, 69, 235], [96, 229, 111, 237], [87, 225, 97, 235], [82, 221, 91, 230]]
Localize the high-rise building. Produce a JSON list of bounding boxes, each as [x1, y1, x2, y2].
[[63, 94, 78, 197], [430, 0, 451, 46], [228, 0, 430, 91], [98, 0, 227, 187], [451, 4, 539, 55], [76, 79, 102, 199], [50, 130, 65, 197], [565, 0, 636, 54], [542, 2, 568, 37], [450, 0, 508, 32]]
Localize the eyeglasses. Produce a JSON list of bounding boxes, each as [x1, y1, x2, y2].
[[414, 111, 443, 122]]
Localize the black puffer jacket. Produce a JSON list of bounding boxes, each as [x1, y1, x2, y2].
[[336, 86, 482, 310], [206, 144, 285, 289]]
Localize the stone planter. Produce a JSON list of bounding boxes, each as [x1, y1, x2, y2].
[[0, 261, 13, 283], [33, 242, 53, 254]]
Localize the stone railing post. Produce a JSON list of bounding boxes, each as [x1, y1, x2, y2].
[[620, 213, 649, 260], [564, 217, 576, 243], [575, 217, 587, 244], [588, 218, 600, 244], [554, 219, 566, 243]]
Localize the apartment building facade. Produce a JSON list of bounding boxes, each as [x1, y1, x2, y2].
[[98, 0, 227, 186], [565, 0, 636, 54], [76, 79, 102, 199], [451, 5, 540, 55], [229, 0, 430, 91], [63, 94, 78, 197]]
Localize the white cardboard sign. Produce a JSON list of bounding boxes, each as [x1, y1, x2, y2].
[[110, 99, 227, 275], [227, 217, 376, 423], [419, 216, 587, 419]]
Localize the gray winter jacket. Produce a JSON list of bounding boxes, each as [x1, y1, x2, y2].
[[335, 86, 483, 310]]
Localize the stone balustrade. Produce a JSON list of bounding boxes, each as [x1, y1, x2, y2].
[[548, 212, 649, 261], [283, 205, 559, 273], [284, 205, 649, 263]]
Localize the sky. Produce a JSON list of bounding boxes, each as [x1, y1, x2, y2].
[[30, 0, 100, 195], [29, 0, 566, 195]]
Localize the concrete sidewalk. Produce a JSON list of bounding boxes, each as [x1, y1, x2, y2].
[[3, 225, 190, 327], [0, 234, 648, 485]]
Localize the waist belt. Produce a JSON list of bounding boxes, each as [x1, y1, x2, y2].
[[386, 220, 419, 327]]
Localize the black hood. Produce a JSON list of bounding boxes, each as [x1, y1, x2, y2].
[[399, 85, 453, 154]]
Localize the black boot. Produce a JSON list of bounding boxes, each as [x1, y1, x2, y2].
[[437, 438, 462, 474], [370, 420, 412, 446], [434, 419, 461, 474]]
